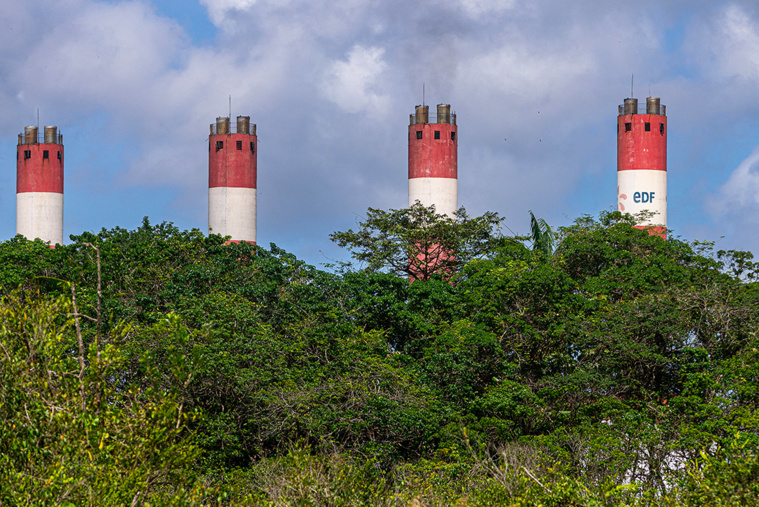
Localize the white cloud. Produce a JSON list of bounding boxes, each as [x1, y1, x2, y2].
[[199, 0, 259, 26], [199, 0, 371, 37], [458, 0, 518, 18], [708, 147, 759, 218], [461, 46, 597, 102], [320, 45, 389, 116], [16, 2, 184, 104], [703, 146, 759, 254], [711, 4, 759, 81]]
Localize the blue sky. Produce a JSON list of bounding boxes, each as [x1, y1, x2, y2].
[[3, 0, 759, 266]]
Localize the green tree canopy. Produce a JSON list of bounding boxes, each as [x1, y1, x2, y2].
[[330, 203, 503, 279], [1, 211, 758, 504]]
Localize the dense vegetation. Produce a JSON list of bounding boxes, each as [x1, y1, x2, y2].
[[2, 210, 759, 505]]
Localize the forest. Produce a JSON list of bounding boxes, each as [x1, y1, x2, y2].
[[1, 206, 758, 506]]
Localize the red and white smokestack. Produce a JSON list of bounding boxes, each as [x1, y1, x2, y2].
[[408, 104, 458, 217], [617, 97, 667, 237], [16, 125, 64, 245], [208, 115, 257, 243]]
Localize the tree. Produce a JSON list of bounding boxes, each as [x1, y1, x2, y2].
[[528, 210, 556, 256], [330, 203, 503, 279], [0, 293, 203, 505], [1, 212, 757, 503]]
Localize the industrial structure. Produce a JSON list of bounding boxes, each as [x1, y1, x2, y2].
[[617, 97, 667, 237], [9, 96, 674, 249], [408, 104, 458, 217], [208, 115, 258, 244], [16, 125, 64, 245]]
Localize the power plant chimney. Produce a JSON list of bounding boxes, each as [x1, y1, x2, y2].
[[208, 115, 258, 243], [617, 96, 667, 237], [16, 125, 64, 245], [408, 103, 458, 217]]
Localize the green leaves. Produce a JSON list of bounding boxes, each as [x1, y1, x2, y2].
[[0, 211, 757, 503], [529, 210, 556, 257], [0, 293, 201, 505], [676, 434, 759, 506], [330, 203, 503, 278]]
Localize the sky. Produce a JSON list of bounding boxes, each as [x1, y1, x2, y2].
[[4, 0, 759, 267]]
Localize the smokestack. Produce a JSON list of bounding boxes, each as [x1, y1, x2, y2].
[[617, 96, 667, 238], [208, 115, 258, 244], [408, 103, 458, 218], [16, 124, 64, 245]]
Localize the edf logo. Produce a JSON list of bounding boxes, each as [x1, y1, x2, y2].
[[633, 191, 655, 203]]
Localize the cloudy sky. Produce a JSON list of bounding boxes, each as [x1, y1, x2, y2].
[[3, 0, 759, 265]]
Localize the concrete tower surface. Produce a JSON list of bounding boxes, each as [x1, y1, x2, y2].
[[16, 125, 64, 245], [208, 115, 257, 243], [408, 104, 458, 217], [617, 97, 667, 236]]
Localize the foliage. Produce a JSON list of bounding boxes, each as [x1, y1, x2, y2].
[[529, 209, 556, 256], [330, 203, 503, 279], [674, 434, 759, 506], [0, 210, 757, 504], [0, 293, 203, 505]]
